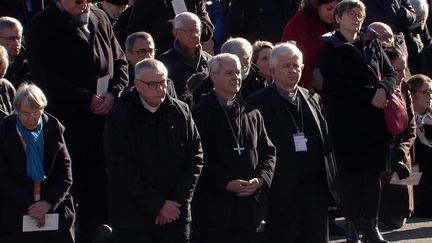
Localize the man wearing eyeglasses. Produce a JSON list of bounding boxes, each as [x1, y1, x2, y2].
[[0, 16, 29, 88], [26, 0, 128, 242], [158, 12, 212, 102], [125, 31, 177, 98], [104, 58, 203, 243]]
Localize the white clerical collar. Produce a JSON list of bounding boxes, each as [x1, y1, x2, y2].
[[139, 95, 160, 113], [214, 90, 236, 108]]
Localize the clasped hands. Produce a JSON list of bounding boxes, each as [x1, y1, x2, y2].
[[155, 200, 181, 226], [225, 178, 263, 197], [90, 93, 115, 115], [28, 200, 52, 228]]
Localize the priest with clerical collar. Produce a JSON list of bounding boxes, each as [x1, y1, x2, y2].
[[192, 53, 276, 243], [248, 42, 339, 243]]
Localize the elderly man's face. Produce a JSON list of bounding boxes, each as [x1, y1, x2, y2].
[[271, 54, 304, 90], [135, 68, 167, 107], [0, 26, 21, 58], [211, 58, 242, 99], [126, 38, 155, 66], [60, 0, 88, 16], [173, 19, 201, 51]]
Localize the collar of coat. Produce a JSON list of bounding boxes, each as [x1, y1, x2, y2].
[[197, 89, 247, 114], [321, 27, 379, 48]]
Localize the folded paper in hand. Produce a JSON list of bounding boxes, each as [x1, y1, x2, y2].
[[390, 172, 422, 185], [22, 213, 59, 232]]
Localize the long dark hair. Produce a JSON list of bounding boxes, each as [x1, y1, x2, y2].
[[301, 0, 340, 18]]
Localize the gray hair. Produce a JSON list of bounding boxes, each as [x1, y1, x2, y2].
[[0, 45, 8, 70], [221, 37, 253, 59], [411, 0, 429, 28], [13, 83, 47, 111], [208, 53, 241, 74], [173, 12, 201, 29], [125, 31, 154, 51], [0, 16, 23, 34], [135, 58, 168, 79], [269, 42, 303, 68]]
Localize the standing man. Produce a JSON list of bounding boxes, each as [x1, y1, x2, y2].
[[26, 0, 128, 242], [158, 12, 211, 101], [248, 43, 339, 243], [104, 58, 203, 243], [0, 16, 29, 88], [192, 53, 276, 243]]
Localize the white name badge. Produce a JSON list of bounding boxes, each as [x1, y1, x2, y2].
[[22, 213, 59, 232], [293, 133, 307, 152], [171, 0, 187, 15]]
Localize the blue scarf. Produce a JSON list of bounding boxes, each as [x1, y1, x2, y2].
[[16, 115, 46, 182]]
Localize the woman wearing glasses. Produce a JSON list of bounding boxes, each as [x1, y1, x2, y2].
[[407, 74, 432, 217], [0, 83, 74, 243], [320, 0, 397, 242]]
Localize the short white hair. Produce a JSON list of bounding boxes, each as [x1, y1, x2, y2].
[[208, 53, 241, 74], [135, 58, 168, 79], [173, 12, 201, 29], [0, 16, 23, 34], [13, 83, 47, 111], [221, 37, 253, 60], [269, 42, 303, 68], [0, 45, 8, 69]]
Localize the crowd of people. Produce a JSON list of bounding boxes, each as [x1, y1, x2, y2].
[[1, 0, 432, 243]]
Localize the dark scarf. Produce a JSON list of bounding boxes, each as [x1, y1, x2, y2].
[[16, 115, 46, 182]]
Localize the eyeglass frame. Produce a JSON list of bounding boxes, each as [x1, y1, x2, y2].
[[136, 78, 168, 90], [175, 28, 202, 35], [17, 108, 44, 119], [0, 35, 22, 42]]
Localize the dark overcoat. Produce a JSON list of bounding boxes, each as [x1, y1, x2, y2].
[[320, 29, 397, 173], [192, 91, 276, 229], [0, 113, 74, 243], [104, 89, 203, 231]]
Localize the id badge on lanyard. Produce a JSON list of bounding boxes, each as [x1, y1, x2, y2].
[[293, 132, 307, 152]]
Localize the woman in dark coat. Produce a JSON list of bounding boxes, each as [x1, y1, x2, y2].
[[320, 0, 397, 242], [0, 83, 74, 243]]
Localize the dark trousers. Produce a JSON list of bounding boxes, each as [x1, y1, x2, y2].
[[339, 171, 381, 220], [112, 223, 190, 243], [265, 185, 329, 243]]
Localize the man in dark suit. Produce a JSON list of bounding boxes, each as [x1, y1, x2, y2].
[[248, 43, 339, 243], [192, 53, 276, 243], [26, 0, 128, 242]]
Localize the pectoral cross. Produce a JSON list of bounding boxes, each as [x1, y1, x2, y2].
[[233, 142, 245, 155]]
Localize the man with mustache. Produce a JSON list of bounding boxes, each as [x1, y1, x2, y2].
[[26, 0, 128, 242]]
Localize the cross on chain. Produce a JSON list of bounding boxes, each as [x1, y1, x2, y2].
[[233, 142, 245, 155]]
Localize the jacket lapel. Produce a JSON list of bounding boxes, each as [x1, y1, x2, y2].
[[268, 85, 297, 139], [298, 88, 325, 144]]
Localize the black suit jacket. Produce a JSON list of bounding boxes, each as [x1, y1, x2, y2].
[[248, 84, 339, 210]]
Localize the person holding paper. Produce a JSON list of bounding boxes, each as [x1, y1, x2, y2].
[[0, 83, 74, 243], [248, 42, 339, 243], [379, 48, 414, 230], [192, 53, 276, 243], [104, 58, 203, 243], [26, 0, 128, 241]]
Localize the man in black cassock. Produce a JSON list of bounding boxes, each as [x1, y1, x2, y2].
[[192, 53, 276, 243], [248, 43, 339, 243]]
